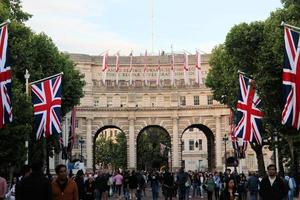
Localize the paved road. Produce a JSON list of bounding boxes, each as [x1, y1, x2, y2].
[[109, 187, 209, 200]]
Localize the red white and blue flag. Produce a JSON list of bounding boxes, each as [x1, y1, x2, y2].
[[282, 26, 300, 129], [31, 74, 62, 139], [234, 74, 263, 144], [0, 24, 12, 128]]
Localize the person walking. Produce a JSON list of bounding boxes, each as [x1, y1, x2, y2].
[[84, 175, 94, 200], [113, 171, 123, 198], [177, 167, 188, 200], [220, 178, 238, 200], [259, 164, 288, 200], [16, 161, 51, 200], [162, 169, 174, 200], [5, 176, 17, 200], [206, 174, 215, 200], [52, 164, 79, 200], [247, 172, 259, 200], [149, 171, 160, 200], [75, 170, 85, 200]]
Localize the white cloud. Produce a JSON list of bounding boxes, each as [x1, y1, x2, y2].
[[22, 0, 143, 55]]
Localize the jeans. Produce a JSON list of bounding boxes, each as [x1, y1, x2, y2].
[[249, 191, 258, 200]]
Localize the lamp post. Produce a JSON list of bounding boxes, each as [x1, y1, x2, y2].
[[223, 134, 228, 171], [24, 69, 30, 165], [274, 132, 279, 171], [79, 137, 84, 162]]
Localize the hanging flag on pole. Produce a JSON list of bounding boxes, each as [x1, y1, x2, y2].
[[67, 107, 76, 158], [170, 52, 175, 86], [31, 73, 63, 139], [234, 74, 264, 144], [183, 53, 189, 85], [102, 52, 109, 85], [144, 50, 148, 86], [129, 51, 133, 86], [0, 23, 12, 128], [282, 25, 300, 129], [115, 52, 120, 86], [230, 109, 247, 159], [156, 52, 161, 86], [195, 51, 203, 85]]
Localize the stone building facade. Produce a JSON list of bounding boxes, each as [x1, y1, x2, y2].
[[56, 52, 273, 172]]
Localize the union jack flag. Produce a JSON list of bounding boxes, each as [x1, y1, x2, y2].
[[31, 75, 62, 139], [282, 26, 300, 129], [0, 24, 12, 128], [234, 74, 263, 144]]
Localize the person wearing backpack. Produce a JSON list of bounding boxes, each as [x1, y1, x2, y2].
[[176, 167, 188, 200], [206, 174, 215, 200]]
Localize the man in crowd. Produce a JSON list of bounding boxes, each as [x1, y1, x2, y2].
[[259, 164, 288, 200], [16, 161, 51, 200], [52, 164, 79, 200]]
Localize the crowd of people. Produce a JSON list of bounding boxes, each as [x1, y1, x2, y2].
[[0, 163, 298, 200]]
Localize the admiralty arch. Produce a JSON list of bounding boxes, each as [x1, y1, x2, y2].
[[55, 52, 272, 172]]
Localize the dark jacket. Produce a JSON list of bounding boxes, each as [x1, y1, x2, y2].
[[219, 188, 237, 200], [259, 176, 288, 200], [16, 172, 51, 200]]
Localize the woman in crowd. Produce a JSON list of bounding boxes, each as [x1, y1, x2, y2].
[[220, 177, 238, 200]]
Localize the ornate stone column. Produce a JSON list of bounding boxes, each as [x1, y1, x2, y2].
[[172, 116, 180, 171], [86, 117, 93, 169], [128, 117, 136, 169], [215, 115, 222, 170]]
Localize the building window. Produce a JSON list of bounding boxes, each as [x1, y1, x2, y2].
[[121, 96, 127, 107], [180, 96, 186, 106], [207, 95, 213, 105], [189, 140, 194, 151], [94, 98, 99, 107], [150, 97, 156, 107], [194, 96, 200, 105], [75, 119, 79, 128], [198, 139, 202, 150], [107, 97, 113, 107], [182, 141, 185, 151]]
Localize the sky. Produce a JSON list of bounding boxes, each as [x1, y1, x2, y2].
[[22, 0, 283, 56]]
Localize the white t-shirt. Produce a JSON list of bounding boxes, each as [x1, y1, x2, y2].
[[268, 176, 276, 186]]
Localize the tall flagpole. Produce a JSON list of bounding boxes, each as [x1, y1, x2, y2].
[[24, 70, 30, 165]]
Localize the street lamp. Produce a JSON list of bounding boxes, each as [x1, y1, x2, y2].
[[223, 134, 229, 171], [24, 69, 30, 165], [79, 137, 84, 162]]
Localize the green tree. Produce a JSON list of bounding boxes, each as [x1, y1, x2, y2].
[[137, 127, 171, 170], [95, 132, 127, 170], [0, 0, 85, 173], [206, 22, 267, 174]]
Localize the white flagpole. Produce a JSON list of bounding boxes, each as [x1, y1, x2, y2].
[[0, 20, 10, 28], [144, 50, 148, 86], [281, 21, 300, 31], [156, 51, 160, 86], [129, 51, 133, 86], [102, 52, 108, 85], [183, 53, 189, 85], [171, 46, 175, 87], [115, 52, 120, 86], [195, 51, 203, 85], [29, 72, 63, 85]]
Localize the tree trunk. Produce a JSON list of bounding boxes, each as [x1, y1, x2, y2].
[[250, 143, 266, 176]]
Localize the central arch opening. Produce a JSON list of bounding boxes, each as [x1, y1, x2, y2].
[[136, 125, 171, 171], [93, 125, 127, 172]]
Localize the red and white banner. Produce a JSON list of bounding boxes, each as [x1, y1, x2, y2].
[[144, 50, 148, 86], [195, 51, 203, 85], [115, 52, 120, 85], [102, 52, 109, 85], [183, 53, 189, 85], [129, 51, 133, 86], [171, 53, 175, 86]]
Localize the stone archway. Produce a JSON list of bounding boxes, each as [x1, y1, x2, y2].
[[136, 125, 172, 170], [92, 125, 126, 172], [181, 124, 215, 170]]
